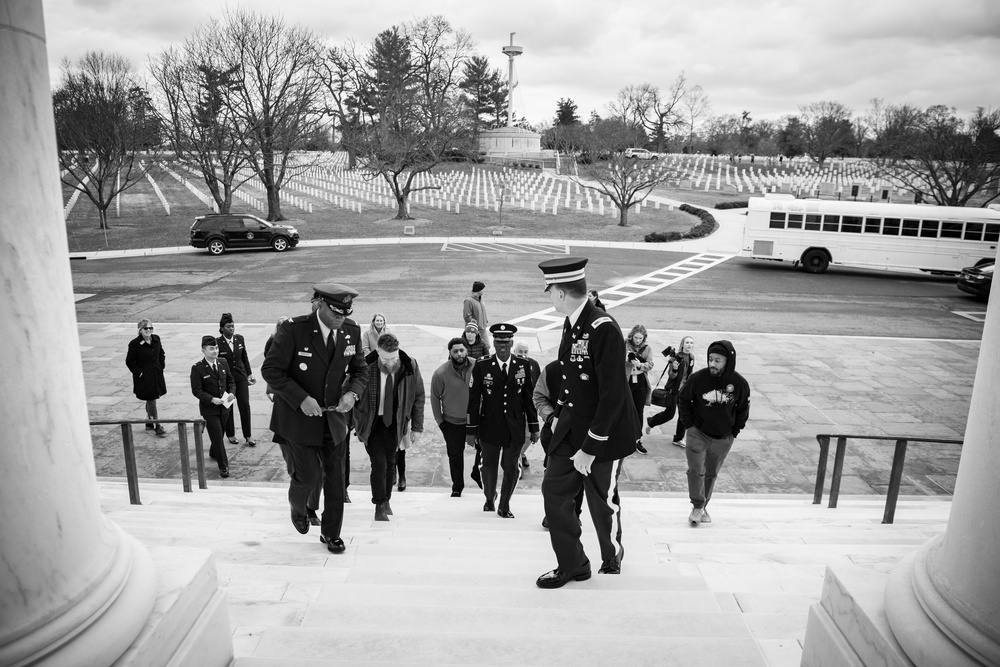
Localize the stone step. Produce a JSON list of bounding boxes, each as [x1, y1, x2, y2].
[[96, 480, 950, 667]]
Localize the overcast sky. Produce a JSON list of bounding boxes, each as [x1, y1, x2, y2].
[[41, 0, 1000, 127]]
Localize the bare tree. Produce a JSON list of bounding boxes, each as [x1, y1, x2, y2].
[[573, 120, 678, 227], [148, 31, 253, 214], [216, 8, 327, 221], [53, 51, 161, 233], [799, 101, 856, 167], [608, 74, 688, 152], [681, 84, 711, 150], [867, 103, 1000, 206]]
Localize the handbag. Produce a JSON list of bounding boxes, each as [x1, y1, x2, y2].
[[650, 365, 673, 408]]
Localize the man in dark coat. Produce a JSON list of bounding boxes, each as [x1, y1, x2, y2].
[[190, 336, 236, 478], [467, 323, 539, 519], [535, 257, 640, 589], [513, 339, 542, 469], [218, 313, 257, 446], [352, 332, 425, 521], [261, 284, 369, 554]]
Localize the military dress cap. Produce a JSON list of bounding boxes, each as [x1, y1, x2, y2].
[[489, 323, 517, 339], [313, 283, 358, 315], [538, 256, 588, 289], [201, 335, 218, 347], [219, 312, 234, 328]]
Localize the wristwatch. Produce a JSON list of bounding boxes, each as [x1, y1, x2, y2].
[[347, 391, 360, 402]]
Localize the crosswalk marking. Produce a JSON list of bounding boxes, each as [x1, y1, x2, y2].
[[442, 241, 568, 254], [510, 252, 734, 330]]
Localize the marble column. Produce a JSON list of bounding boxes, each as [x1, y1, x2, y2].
[[884, 280, 1000, 664], [0, 2, 157, 665]]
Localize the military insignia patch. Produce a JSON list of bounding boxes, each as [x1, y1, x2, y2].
[[344, 345, 356, 356], [580, 373, 589, 381], [571, 340, 589, 357], [592, 317, 612, 328]]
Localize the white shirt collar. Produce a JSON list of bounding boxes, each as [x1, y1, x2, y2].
[[316, 314, 332, 341], [568, 300, 587, 327]]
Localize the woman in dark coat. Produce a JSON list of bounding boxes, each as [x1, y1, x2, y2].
[[125, 318, 168, 436]]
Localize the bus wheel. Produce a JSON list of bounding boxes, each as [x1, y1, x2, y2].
[[801, 249, 829, 273]]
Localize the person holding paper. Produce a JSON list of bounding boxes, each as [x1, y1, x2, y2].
[[191, 335, 236, 478]]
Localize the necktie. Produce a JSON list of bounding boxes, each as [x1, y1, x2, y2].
[[327, 331, 335, 357], [383, 371, 394, 427], [500, 361, 508, 382]]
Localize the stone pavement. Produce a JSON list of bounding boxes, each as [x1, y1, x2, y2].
[[82, 322, 975, 500]]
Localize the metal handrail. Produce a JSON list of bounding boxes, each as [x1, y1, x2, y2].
[[814, 434, 962, 524], [90, 419, 208, 505]]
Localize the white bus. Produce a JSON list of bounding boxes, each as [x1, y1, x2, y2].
[[740, 194, 1000, 274]]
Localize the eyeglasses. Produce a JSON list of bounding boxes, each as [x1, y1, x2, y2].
[[141, 326, 154, 331]]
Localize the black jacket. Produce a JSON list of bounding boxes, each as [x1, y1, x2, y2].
[[677, 339, 750, 439], [217, 333, 251, 382], [126, 334, 166, 400], [467, 354, 539, 448], [190, 358, 235, 417]]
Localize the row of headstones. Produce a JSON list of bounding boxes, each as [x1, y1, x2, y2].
[[160, 163, 219, 213], [139, 162, 171, 216]]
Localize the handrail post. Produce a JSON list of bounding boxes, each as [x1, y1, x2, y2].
[[828, 436, 848, 508], [177, 423, 192, 493], [883, 439, 909, 524], [192, 420, 207, 490], [121, 423, 140, 505], [814, 435, 830, 504]]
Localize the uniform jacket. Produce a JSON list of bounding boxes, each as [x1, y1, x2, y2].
[[467, 354, 539, 448], [217, 333, 252, 382], [261, 312, 369, 446], [353, 349, 425, 445], [190, 358, 235, 417], [550, 300, 640, 462], [126, 334, 167, 401], [677, 339, 750, 439]]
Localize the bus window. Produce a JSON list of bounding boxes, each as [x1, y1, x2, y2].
[[805, 214, 821, 231], [822, 215, 840, 232], [940, 222, 963, 238], [787, 214, 803, 229], [864, 217, 881, 233], [883, 218, 901, 235], [901, 219, 920, 237], [920, 220, 939, 238], [769, 212, 786, 229], [964, 222, 984, 241], [842, 216, 862, 233], [986, 224, 1000, 242]]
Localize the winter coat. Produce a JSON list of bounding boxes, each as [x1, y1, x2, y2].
[[353, 349, 425, 446], [677, 340, 750, 439], [125, 334, 167, 400]]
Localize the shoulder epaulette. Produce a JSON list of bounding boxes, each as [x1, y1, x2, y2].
[[592, 317, 612, 328]]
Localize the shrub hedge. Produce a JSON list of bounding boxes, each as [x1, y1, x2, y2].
[[714, 200, 749, 210], [644, 204, 718, 243]]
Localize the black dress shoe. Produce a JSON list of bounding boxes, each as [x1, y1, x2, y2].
[[451, 490, 461, 497], [536, 563, 592, 589], [483, 501, 495, 512], [374, 503, 389, 522], [306, 508, 321, 526], [227, 436, 239, 445], [344, 491, 352, 504], [219, 467, 229, 478], [471, 470, 483, 489], [497, 509, 515, 519], [245, 438, 256, 446], [521, 455, 530, 468], [599, 559, 621, 575], [320, 535, 346, 553], [542, 516, 548, 529], [290, 510, 309, 534], [397, 476, 406, 491]]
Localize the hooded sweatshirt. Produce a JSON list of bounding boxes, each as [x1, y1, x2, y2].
[[677, 339, 750, 439]]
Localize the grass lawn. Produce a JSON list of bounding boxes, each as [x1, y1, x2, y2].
[[62, 162, 733, 253]]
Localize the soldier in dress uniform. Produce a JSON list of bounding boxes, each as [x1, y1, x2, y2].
[[261, 284, 369, 554], [535, 257, 640, 589], [466, 323, 539, 519], [190, 336, 236, 478]]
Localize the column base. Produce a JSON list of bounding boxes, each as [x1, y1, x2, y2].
[[113, 546, 233, 667], [802, 564, 912, 667]]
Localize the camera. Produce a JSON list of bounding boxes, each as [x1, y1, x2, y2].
[[661, 346, 676, 359], [627, 351, 638, 362]]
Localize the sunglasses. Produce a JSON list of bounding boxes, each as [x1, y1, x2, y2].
[[141, 326, 154, 331]]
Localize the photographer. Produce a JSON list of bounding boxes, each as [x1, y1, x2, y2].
[[625, 324, 655, 454], [646, 336, 696, 447]]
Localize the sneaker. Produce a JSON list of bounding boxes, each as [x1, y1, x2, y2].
[[635, 442, 648, 455], [688, 508, 704, 525], [154, 425, 167, 438], [671, 439, 686, 449], [701, 508, 712, 524]]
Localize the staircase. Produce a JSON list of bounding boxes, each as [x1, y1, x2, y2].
[[98, 480, 951, 667]]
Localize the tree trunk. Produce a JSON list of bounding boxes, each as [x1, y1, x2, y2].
[[98, 207, 109, 230], [618, 206, 629, 227], [393, 191, 411, 220], [265, 184, 284, 221]]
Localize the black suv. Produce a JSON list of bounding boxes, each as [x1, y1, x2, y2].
[[190, 214, 300, 255]]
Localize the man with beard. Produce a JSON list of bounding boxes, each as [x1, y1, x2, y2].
[[352, 332, 424, 521], [431, 337, 477, 497], [676, 340, 750, 526]]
